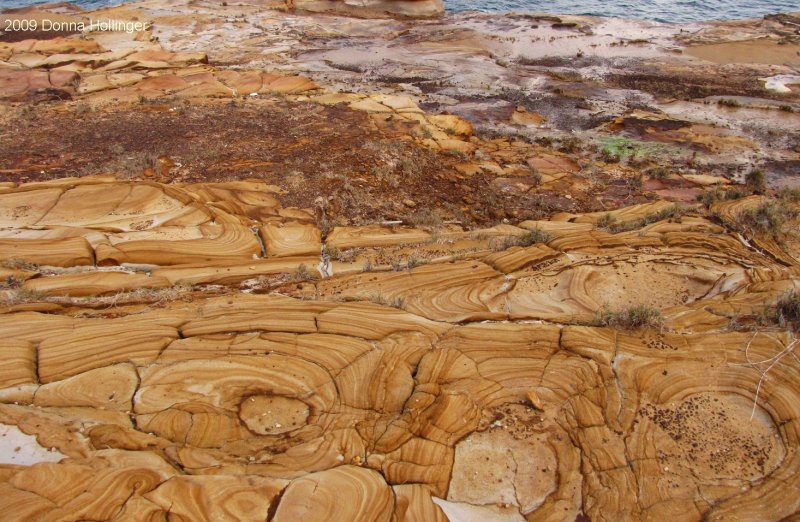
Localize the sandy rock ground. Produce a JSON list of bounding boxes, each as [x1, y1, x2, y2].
[[0, 1, 799, 521]]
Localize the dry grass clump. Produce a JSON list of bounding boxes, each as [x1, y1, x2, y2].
[[1, 287, 45, 305], [405, 253, 428, 269], [490, 228, 553, 251], [732, 200, 796, 239], [80, 285, 195, 307], [317, 215, 343, 238], [519, 228, 554, 245], [595, 213, 615, 229], [322, 245, 359, 263], [778, 188, 800, 203], [398, 157, 424, 178], [362, 258, 374, 272], [82, 150, 161, 179], [0, 275, 24, 290], [745, 169, 766, 195], [3, 284, 200, 307], [293, 264, 319, 281], [645, 166, 670, 180], [717, 98, 741, 108], [0, 259, 39, 271], [592, 304, 663, 329], [698, 187, 745, 207], [596, 204, 687, 233], [405, 209, 443, 229], [770, 290, 800, 331], [367, 293, 405, 308]]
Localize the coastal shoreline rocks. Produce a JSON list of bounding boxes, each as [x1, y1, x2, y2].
[[0, 1, 799, 520]]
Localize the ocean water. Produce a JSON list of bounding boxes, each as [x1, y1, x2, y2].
[[445, 0, 800, 23], [2, 0, 799, 22]]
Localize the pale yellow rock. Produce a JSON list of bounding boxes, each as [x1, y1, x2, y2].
[[37, 320, 178, 383], [428, 114, 473, 136], [0, 341, 36, 389], [144, 475, 287, 521], [327, 225, 431, 248], [260, 223, 321, 257], [0, 237, 94, 268], [272, 466, 394, 522], [349, 98, 394, 113], [34, 363, 139, 411], [23, 272, 171, 297], [393, 484, 448, 522], [152, 257, 318, 285]]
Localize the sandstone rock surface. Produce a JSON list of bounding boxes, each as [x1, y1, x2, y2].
[[0, 2, 799, 521]]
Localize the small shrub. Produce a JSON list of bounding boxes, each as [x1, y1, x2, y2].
[[646, 166, 670, 180], [600, 148, 620, 163], [15, 104, 32, 117], [629, 172, 644, 191], [293, 264, 317, 281], [593, 305, 663, 329], [406, 254, 427, 269], [368, 294, 405, 308], [595, 213, 616, 229], [745, 169, 766, 195], [0, 275, 23, 290], [697, 190, 717, 207], [398, 157, 424, 178], [718, 98, 741, 108], [318, 216, 343, 238], [323, 245, 358, 263], [698, 187, 745, 207], [626, 153, 651, 169], [778, 188, 800, 203], [362, 258, 374, 272], [74, 101, 91, 116], [558, 137, 581, 154], [406, 210, 442, 229], [733, 200, 796, 239], [322, 244, 339, 259], [517, 228, 553, 246], [490, 228, 553, 251], [607, 204, 687, 233]]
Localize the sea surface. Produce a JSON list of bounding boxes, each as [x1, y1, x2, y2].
[[1, 0, 799, 23], [445, 0, 800, 22]]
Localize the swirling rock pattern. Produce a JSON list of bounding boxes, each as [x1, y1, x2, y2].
[[0, 172, 798, 519], [1, 5, 800, 519]]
